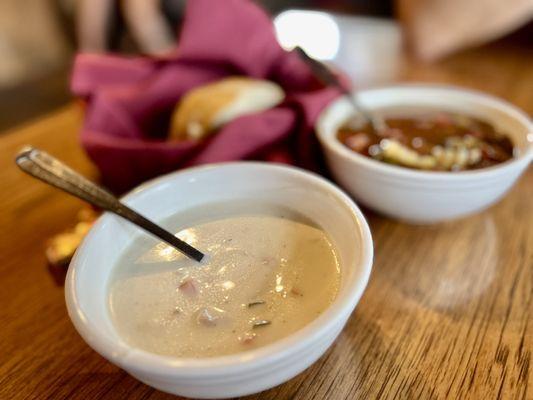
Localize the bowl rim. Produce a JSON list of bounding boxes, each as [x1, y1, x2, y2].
[[316, 83, 533, 181], [65, 161, 373, 378]]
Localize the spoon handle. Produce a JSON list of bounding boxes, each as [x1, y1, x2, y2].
[[15, 147, 204, 262], [294, 46, 387, 133]]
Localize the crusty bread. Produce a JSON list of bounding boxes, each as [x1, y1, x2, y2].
[[169, 77, 284, 140]]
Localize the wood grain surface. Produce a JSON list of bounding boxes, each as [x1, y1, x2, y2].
[[0, 41, 532, 400]]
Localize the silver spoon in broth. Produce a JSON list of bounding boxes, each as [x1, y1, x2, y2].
[[295, 46, 388, 135]]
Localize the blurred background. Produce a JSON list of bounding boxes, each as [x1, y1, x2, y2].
[[0, 0, 531, 131]]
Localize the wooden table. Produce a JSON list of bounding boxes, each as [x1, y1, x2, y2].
[[1, 41, 531, 400]]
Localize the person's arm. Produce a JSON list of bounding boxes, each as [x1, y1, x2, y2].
[[77, 0, 114, 52], [121, 0, 176, 54], [398, 0, 533, 61]]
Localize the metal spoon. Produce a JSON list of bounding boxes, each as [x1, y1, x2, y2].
[[15, 147, 205, 262], [294, 46, 388, 134]]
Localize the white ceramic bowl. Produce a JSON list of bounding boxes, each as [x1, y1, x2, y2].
[[65, 162, 373, 399], [317, 85, 533, 223]]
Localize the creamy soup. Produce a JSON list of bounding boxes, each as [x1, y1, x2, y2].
[[108, 203, 340, 358]]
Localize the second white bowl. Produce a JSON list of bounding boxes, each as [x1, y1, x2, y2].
[[316, 85, 533, 223]]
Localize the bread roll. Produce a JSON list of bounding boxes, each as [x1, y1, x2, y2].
[[169, 77, 284, 140]]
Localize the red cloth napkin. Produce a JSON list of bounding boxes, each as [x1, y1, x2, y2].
[[71, 0, 341, 192]]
